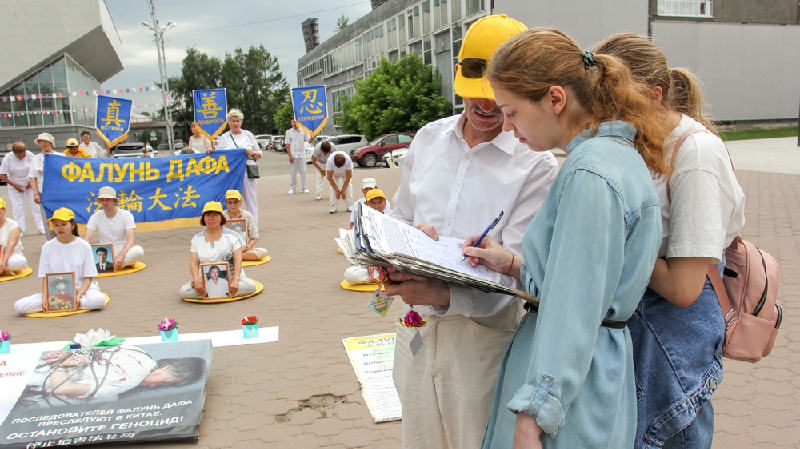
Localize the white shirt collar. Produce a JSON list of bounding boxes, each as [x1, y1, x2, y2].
[[448, 112, 518, 157]]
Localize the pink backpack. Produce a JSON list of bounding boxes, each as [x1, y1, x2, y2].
[[673, 129, 783, 362]]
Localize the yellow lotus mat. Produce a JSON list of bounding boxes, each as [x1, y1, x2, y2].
[[338, 248, 342, 254], [242, 256, 271, 267], [182, 280, 264, 303], [97, 261, 146, 277], [23, 293, 111, 318], [341, 280, 385, 292], [0, 266, 33, 282]]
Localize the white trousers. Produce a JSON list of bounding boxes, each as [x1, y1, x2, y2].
[[315, 170, 326, 198], [15, 282, 105, 314], [344, 266, 369, 284], [7, 186, 43, 233], [289, 156, 307, 191], [330, 176, 354, 209], [241, 174, 259, 228], [179, 275, 257, 299], [5, 254, 27, 272], [251, 247, 269, 259], [393, 304, 522, 449], [122, 245, 144, 267]]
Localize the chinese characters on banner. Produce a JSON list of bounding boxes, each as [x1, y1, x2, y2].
[[95, 95, 133, 148], [291, 86, 327, 138], [193, 89, 228, 141], [40, 151, 247, 231]]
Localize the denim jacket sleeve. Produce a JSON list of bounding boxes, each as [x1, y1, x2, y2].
[[507, 169, 628, 437]]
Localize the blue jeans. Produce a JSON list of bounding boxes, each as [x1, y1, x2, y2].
[[629, 260, 725, 449]]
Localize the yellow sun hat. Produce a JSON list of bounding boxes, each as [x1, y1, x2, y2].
[[65, 138, 80, 147], [0, 198, 5, 209], [202, 201, 224, 214], [48, 207, 75, 222], [365, 189, 386, 201], [453, 14, 527, 101], [225, 190, 243, 201]]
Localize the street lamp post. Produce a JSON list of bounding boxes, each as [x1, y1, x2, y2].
[[143, 0, 176, 152]]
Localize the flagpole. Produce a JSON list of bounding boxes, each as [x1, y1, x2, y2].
[[144, 0, 176, 153]]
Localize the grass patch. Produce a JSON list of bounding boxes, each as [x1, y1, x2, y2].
[[719, 128, 798, 141]]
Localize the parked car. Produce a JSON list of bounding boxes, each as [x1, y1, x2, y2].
[[349, 133, 414, 167], [327, 134, 368, 155], [112, 142, 157, 158], [272, 136, 285, 152], [254, 134, 273, 151], [382, 147, 409, 168], [304, 142, 314, 163]]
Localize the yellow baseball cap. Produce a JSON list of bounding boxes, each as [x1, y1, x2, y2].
[[0, 198, 5, 209], [48, 207, 75, 222], [365, 189, 386, 202], [225, 190, 243, 201], [453, 14, 527, 100], [202, 201, 224, 214], [66, 138, 79, 147]]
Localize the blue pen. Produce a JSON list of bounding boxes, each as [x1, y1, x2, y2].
[[461, 210, 504, 262]]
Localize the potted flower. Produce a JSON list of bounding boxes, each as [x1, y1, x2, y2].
[[158, 318, 179, 342], [242, 316, 258, 338], [0, 332, 11, 353]]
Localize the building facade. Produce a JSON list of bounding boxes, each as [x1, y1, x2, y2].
[[0, 0, 123, 150], [298, 0, 799, 134]]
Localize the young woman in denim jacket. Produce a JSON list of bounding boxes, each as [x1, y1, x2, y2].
[[462, 29, 669, 448], [594, 34, 746, 448]]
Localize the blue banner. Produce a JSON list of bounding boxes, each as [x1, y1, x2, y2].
[[95, 95, 133, 147], [291, 85, 327, 137], [193, 88, 228, 141], [41, 151, 247, 231]]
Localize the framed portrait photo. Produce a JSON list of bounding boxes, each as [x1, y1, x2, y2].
[[91, 243, 116, 274], [200, 263, 231, 300], [44, 272, 77, 313], [226, 219, 248, 245]]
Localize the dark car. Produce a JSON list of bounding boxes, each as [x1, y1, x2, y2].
[[111, 142, 156, 158], [349, 133, 414, 167]]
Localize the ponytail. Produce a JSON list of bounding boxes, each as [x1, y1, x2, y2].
[[489, 28, 670, 176], [670, 68, 717, 134]]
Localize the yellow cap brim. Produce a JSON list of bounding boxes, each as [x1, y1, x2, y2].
[[454, 68, 495, 101]]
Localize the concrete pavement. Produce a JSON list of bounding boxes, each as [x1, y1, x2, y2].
[[1, 136, 799, 448]]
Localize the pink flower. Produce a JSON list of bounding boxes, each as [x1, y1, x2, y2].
[[0, 332, 11, 342], [158, 318, 178, 331], [403, 310, 423, 327]]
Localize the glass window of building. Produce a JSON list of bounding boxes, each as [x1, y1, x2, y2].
[[434, 0, 448, 30], [398, 14, 407, 44], [452, 0, 462, 21], [467, 0, 481, 16], [422, 1, 431, 35], [387, 18, 397, 48], [424, 36, 432, 65], [658, 0, 712, 17]]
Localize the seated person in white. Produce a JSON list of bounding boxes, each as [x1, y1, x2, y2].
[[203, 265, 230, 298], [179, 201, 257, 299], [14, 207, 105, 314], [349, 178, 392, 229], [344, 189, 390, 285], [326, 151, 354, 214], [83, 186, 144, 270], [223, 189, 268, 260], [0, 198, 27, 275]]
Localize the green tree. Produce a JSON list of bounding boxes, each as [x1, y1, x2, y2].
[[339, 55, 452, 140], [275, 101, 294, 135], [166, 45, 289, 135], [138, 129, 162, 147], [336, 15, 349, 31]]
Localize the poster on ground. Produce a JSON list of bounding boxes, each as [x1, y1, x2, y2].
[[342, 333, 401, 423], [0, 340, 213, 448]]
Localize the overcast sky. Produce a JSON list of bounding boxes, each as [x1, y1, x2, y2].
[[103, 0, 372, 114]]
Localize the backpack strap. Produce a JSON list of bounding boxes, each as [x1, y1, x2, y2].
[[707, 263, 735, 328]]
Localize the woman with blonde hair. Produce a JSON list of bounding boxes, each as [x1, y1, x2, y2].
[[461, 28, 668, 448], [187, 122, 211, 153], [211, 109, 262, 227], [594, 33, 745, 449]]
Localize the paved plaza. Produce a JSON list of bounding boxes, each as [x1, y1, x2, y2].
[[1, 137, 799, 448]]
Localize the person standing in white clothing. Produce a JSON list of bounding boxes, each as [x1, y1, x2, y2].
[[285, 119, 311, 194], [83, 186, 144, 270], [311, 140, 335, 200], [0, 198, 27, 275], [382, 15, 558, 449], [0, 142, 44, 235], [212, 109, 262, 228], [80, 131, 109, 158], [30, 133, 65, 240], [325, 151, 353, 214], [188, 122, 211, 153]]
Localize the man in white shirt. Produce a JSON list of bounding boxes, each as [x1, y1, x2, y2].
[[311, 140, 336, 200], [325, 150, 354, 214], [0, 142, 44, 235], [284, 119, 311, 194], [384, 15, 558, 449], [83, 186, 144, 270], [80, 131, 108, 158]]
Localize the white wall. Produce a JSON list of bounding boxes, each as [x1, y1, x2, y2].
[[652, 21, 800, 121], [492, 0, 648, 48]]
